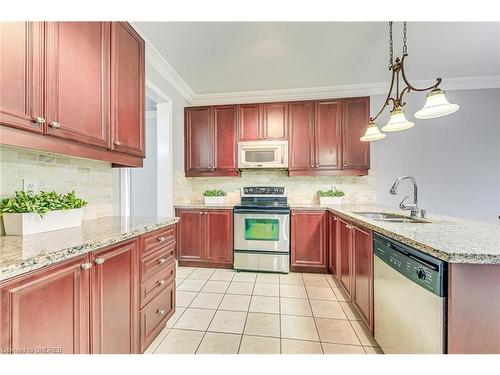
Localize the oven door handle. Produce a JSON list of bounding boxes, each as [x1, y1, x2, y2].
[[234, 209, 290, 215]]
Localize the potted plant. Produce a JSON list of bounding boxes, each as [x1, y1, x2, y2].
[[317, 187, 345, 206], [0, 190, 87, 236], [203, 189, 227, 207]]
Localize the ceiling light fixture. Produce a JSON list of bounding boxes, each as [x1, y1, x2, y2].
[[360, 22, 459, 142]]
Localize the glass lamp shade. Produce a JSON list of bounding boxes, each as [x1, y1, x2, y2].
[[381, 109, 415, 132], [414, 89, 459, 119], [360, 122, 386, 142]]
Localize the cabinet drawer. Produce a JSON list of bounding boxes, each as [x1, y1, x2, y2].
[[141, 225, 176, 258], [140, 242, 175, 283], [140, 282, 174, 353], [140, 261, 175, 308]]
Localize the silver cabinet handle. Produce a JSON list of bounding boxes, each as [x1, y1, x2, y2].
[[115, 141, 122, 146], [157, 236, 166, 242], [315, 164, 320, 167], [343, 163, 347, 167], [95, 258, 105, 265], [158, 279, 166, 286], [199, 212, 204, 215], [157, 309, 165, 315], [49, 121, 60, 129], [81, 262, 93, 270], [34, 116, 45, 126], [158, 258, 166, 264]]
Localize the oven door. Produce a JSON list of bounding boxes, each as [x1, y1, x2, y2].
[[234, 211, 290, 253]]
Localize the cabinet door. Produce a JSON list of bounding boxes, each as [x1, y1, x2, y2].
[[0, 254, 90, 354], [111, 22, 145, 157], [342, 97, 370, 170], [205, 210, 233, 265], [185, 107, 212, 174], [338, 218, 352, 295], [315, 100, 342, 170], [262, 102, 288, 140], [0, 22, 44, 134], [90, 239, 139, 354], [45, 22, 111, 148], [291, 210, 327, 271], [328, 213, 338, 275], [352, 225, 373, 331], [238, 104, 261, 141], [288, 101, 315, 171], [213, 105, 237, 173], [176, 210, 205, 262]]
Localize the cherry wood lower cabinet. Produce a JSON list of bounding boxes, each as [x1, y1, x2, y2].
[[0, 254, 90, 354], [290, 210, 328, 273], [90, 239, 139, 354], [328, 212, 338, 275], [337, 217, 353, 293], [176, 209, 233, 268]]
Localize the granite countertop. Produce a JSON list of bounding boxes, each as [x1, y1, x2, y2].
[[291, 204, 500, 265], [175, 204, 235, 209], [0, 216, 179, 282]]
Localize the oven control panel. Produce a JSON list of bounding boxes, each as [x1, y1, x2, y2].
[[242, 187, 285, 196]]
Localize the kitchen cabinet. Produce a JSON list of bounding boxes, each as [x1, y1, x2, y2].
[[288, 101, 315, 172], [0, 254, 90, 354], [342, 97, 370, 170], [45, 22, 111, 149], [0, 21, 145, 167], [315, 100, 342, 171], [237, 103, 288, 141], [111, 22, 145, 157], [176, 209, 233, 268], [328, 212, 338, 275], [0, 22, 44, 134], [337, 217, 353, 293], [290, 210, 328, 272], [90, 239, 139, 354], [185, 106, 238, 177], [352, 224, 373, 331]]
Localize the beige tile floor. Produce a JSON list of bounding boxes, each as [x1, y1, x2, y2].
[[145, 266, 384, 354]]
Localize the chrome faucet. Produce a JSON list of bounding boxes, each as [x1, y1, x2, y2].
[[389, 176, 421, 217]]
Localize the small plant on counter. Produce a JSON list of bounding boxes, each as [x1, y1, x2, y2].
[[0, 190, 87, 236], [202, 189, 227, 197], [317, 188, 345, 198]]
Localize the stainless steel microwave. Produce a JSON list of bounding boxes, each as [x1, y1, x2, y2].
[[237, 140, 288, 169]]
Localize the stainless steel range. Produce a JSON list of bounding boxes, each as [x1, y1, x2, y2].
[[233, 187, 290, 273]]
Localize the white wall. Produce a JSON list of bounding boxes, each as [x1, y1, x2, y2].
[[371, 88, 500, 223]]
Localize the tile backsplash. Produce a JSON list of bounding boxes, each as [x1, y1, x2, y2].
[[174, 169, 376, 206], [0, 146, 113, 222]]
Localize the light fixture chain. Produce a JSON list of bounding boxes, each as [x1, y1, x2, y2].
[[389, 21, 394, 67], [403, 21, 408, 55]]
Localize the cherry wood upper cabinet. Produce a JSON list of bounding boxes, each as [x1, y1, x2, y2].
[[205, 210, 233, 266], [288, 101, 315, 172], [352, 225, 373, 331], [238, 104, 261, 141], [213, 105, 238, 173], [338, 217, 353, 294], [185, 107, 212, 174], [176, 209, 205, 262], [291, 210, 327, 272], [111, 22, 145, 157], [315, 100, 342, 170], [0, 254, 90, 354], [0, 22, 44, 134], [90, 239, 139, 354], [262, 102, 288, 140], [342, 97, 370, 170], [45, 22, 111, 149]]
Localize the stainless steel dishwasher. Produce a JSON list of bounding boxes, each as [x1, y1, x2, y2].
[[373, 233, 447, 354]]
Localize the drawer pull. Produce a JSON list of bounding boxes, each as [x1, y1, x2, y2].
[[80, 263, 93, 270], [158, 258, 166, 264], [95, 258, 105, 265], [158, 279, 166, 286], [157, 309, 166, 315], [157, 236, 166, 242], [49, 121, 61, 129]]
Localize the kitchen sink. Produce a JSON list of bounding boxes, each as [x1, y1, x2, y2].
[[353, 211, 431, 223]]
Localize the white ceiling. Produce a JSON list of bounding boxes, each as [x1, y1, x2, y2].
[[134, 22, 500, 95]]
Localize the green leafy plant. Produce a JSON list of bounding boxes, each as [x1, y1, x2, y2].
[[202, 189, 227, 197], [0, 190, 87, 217], [317, 187, 345, 198]]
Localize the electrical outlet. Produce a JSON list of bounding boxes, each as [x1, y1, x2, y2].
[[23, 179, 38, 193], [321, 184, 333, 191]]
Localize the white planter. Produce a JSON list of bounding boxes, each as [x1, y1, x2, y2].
[[204, 196, 226, 207], [2, 208, 84, 236], [319, 196, 344, 206]]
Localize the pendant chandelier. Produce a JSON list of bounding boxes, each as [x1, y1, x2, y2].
[[360, 22, 459, 142]]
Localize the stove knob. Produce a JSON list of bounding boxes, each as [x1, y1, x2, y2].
[[416, 268, 426, 280]]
